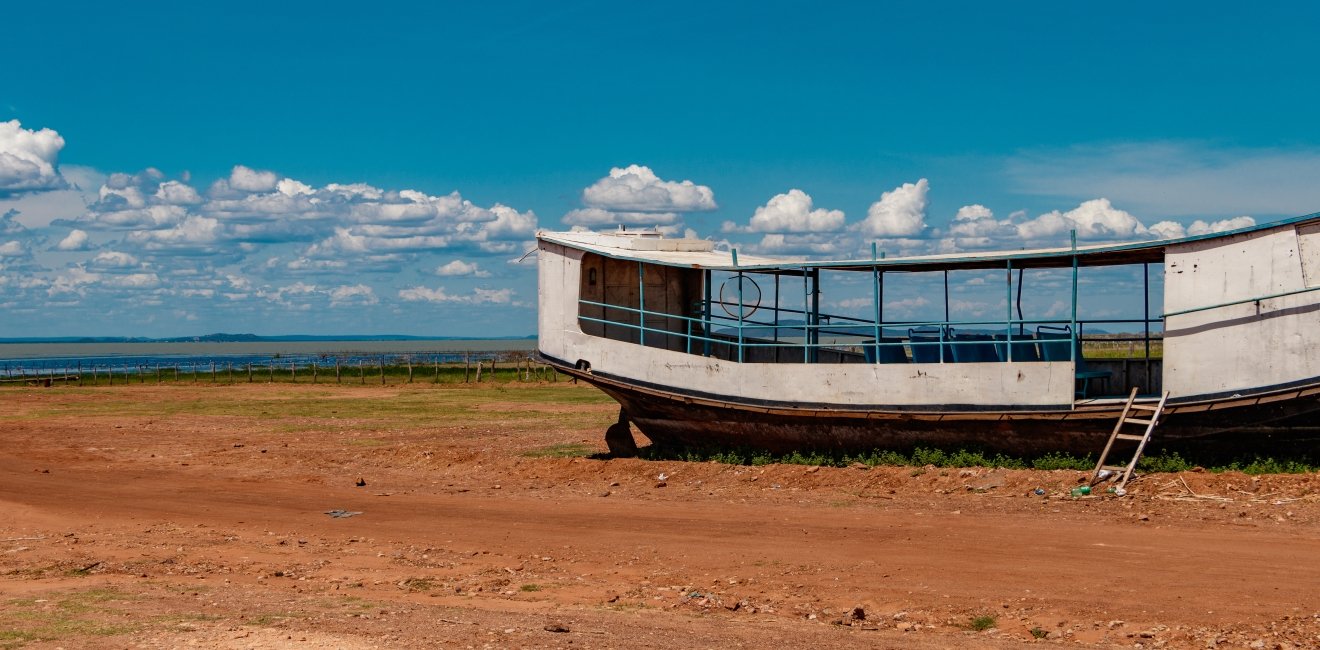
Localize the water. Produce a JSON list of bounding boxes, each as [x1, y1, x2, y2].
[[0, 339, 538, 376]]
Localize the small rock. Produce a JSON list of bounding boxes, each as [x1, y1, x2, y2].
[[655, 481, 667, 488], [847, 606, 866, 621], [598, 490, 611, 497], [544, 624, 570, 633], [355, 478, 366, 487]]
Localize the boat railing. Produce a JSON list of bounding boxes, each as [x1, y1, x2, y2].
[[578, 298, 1162, 364]]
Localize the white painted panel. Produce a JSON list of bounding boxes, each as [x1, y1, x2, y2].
[[1164, 226, 1320, 398], [1163, 228, 1304, 314], [1297, 223, 1320, 288]]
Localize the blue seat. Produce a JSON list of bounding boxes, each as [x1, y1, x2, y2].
[[908, 327, 949, 363], [993, 333, 1041, 362], [1037, 326, 1111, 397], [863, 337, 909, 364], [948, 331, 998, 363]]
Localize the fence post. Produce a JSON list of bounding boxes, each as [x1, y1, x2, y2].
[[407, 355, 413, 383], [335, 358, 341, 384], [379, 356, 385, 385], [475, 359, 483, 383], [464, 353, 470, 383], [268, 361, 274, 383], [434, 356, 439, 383], [211, 362, 216, 383], [291, 361, 296, 383], [247, 363, 253, 383], [359, 359, 364, 384], [312, 361, 318, 384]]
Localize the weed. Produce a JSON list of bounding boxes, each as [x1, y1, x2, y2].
[[522, 443, 594, 458], [1030, 627, 1048, 639], [969, 615, 997, 631], [519, 584, 542, 592]]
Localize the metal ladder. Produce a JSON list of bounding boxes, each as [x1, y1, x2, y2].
[[1092, 387, 1170, 494]]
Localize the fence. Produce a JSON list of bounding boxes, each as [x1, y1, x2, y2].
[[0, 351, 561, 387]]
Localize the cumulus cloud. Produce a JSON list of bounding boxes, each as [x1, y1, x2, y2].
[[0, 120, 67, 196], [734, 189, 845, 234], [856, 179, 929, 238], [562, 207, 682, 227], [329, 283, 378, 306], [397, 285, 515, 304], [582, 164, 716, 212], [1016, 198, 1144, 240], [435, 260, 491, 277], [564, 165, 715, 230], [56, 229, 92, 251], [60, 165, 537, 265], [1147, 215, 1256, 240], [90, 251, 140, 268], [743, 232, 848, 256]]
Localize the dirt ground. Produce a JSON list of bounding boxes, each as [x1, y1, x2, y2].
[[2, 383, 1319, 649]]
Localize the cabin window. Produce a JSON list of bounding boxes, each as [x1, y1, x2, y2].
[[577, 252, 701, 351]]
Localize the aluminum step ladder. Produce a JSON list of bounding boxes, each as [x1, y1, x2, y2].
[[1092, 387, 1170, 494]]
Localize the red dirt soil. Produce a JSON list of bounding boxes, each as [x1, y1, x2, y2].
[[2, 384, 1318, 649]]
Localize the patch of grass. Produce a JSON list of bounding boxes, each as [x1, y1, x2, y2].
[[246, 612, 301, 626], [0, 587, 140, 647], [969, 615, 997, 631], [640, 443, 1318, 476], [519, 584, 542, 592], [400, 578, 436, 592], [1030, 626, 1048, 639], [1137, 452, 1193, 473], [522, 443, 595, 458]]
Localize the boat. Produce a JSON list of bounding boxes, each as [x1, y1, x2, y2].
[[534, 213, 1320, 455]]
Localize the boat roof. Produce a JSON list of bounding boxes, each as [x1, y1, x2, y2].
[[538, 211, 1320, 273]]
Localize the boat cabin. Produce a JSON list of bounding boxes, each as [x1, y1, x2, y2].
[[538, 214, 1320, 414]]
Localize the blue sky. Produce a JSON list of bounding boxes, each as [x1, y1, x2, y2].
[[3, 1, 1320, 337]]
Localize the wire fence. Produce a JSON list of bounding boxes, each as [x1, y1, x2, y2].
[[0, 351, 560, 387]]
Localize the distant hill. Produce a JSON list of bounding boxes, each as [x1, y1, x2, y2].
[[0, 333, 537, 344]]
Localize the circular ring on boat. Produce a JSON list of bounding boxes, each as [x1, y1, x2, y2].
[[718, 274, 761, 319]]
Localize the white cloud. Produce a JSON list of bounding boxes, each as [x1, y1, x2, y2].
[[744, 232, 848, 256], [435, 259, 491, 277], [398, 285, 515, 304], [582, 164, 716, 212], [737, 189, 845, 233], [0, 120, 67, 196], [155, 180, 203, 205], [1147, 215, 1257, 240], [56, 229, 91, 251], [0, 240, 24, 257], [1015, 198, 1145, 241], [856, 179, 929, 238], [563, 207, 681, 227], [329, 284, 378, 306], [126, 215, 223, 249], [227, 165, 279, 193], [91, 251, 140, 268]]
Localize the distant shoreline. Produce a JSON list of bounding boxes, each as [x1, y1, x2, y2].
[[0, 334, 536, 344], [0, 339, 538, 363]]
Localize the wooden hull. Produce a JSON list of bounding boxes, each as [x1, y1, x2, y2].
[[541, 354, 1320, 456]]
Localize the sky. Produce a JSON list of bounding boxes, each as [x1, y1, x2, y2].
[[3, 1, 1320, 338]]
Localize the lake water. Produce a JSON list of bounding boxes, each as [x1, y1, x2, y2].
[[0, 339, 538, 375]]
